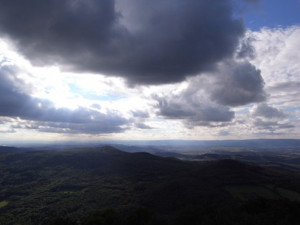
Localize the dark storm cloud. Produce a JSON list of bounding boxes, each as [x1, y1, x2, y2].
[[253, 103, 286, 119], [210, 61, 266, 106], [0, 63, 130, 134], [0, 0, 245, 85]]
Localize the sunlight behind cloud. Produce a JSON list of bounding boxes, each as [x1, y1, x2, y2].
[[1, 24, 300, 141]]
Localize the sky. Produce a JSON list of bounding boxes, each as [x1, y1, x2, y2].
[[0, 0, 299, 144]]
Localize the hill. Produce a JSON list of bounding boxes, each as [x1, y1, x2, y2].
[[1, 146, 300, 224]]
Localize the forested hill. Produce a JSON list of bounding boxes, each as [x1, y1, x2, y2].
[[1, 146, 300, 224]]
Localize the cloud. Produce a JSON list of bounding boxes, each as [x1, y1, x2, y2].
[[131, 110, 149, 119], [218, 130, 230, 136], [0, 62, 130, 134], [12, 119, 128, 134], [135, 123, 152, 130], [249, 26, 300, 85], [247, 26, 300, 110], [253, 118, 294, 132], [0, 129, 15, 134], [154, 92, 235, 127], [236, 33, 255, 60], [252, 103, 286, 119], [0, 0, 245, 85], [250, 103, 293, 134], [152, 57, 267, 128], [0, 117, 15, 133], [130, 110, 152, 129], [266, 81, 300, 108], [210, 61, 266, 106], [268, 81, 300, 93]]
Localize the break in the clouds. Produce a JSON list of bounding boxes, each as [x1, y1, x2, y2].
[[0, 61, 130, 134], [0, 0, 245, 85]]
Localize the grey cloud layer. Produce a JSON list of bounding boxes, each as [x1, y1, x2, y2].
[[250, 103, 293, 133], [0, 0, 244, 84], [156, 96, 234, 123], [253, 103, 286, 119], [0, 63, 130, 134], [153, 59, 266, 127], [253, 118, 294, 132], [154, 89, 235, 127]]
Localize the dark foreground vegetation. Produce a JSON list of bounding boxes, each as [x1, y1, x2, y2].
[[1, 145, 300, 224], [49, 200, 300, 225]]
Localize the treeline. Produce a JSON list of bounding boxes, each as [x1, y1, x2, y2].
[[49, 199, 300, 225]]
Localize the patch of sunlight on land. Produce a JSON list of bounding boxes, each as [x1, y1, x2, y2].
[[225, 186, 278, 201], [277, 188, 300, 201], [0, 200, 8, 208]]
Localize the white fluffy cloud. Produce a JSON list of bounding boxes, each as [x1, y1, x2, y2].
[[250, 26, 300, 85]]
